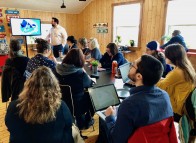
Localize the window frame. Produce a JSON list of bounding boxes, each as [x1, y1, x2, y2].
[[163, 0, 196, 52], [111, 0, 144, 49]]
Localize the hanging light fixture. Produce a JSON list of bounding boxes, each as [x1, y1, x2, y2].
[[61, 0, 66, 8]]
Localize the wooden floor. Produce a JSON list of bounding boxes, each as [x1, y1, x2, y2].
[[0, 77, 99, 143]]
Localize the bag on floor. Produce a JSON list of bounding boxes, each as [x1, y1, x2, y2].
[[72, 123, 85, 143]]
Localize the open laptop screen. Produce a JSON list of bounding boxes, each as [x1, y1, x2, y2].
[[88, 84, 120, 111], [119, 62, 131, 83]]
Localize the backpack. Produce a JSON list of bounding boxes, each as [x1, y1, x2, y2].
[[179, 88, 196, 143]]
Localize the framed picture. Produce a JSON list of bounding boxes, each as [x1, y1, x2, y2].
[[97, 28, 108, 33], [6, 15, 20, 22]]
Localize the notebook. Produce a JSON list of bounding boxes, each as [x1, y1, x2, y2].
[[119, 62, 133, 86], [88, 84, 120, 120]]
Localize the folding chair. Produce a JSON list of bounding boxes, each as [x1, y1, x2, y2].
[[59, 84, 91, 139]]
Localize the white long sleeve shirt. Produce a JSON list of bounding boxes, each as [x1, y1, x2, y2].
[[46, 25, 67, 47]]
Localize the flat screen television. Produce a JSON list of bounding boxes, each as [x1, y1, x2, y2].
[[10, 18, 41, 36]]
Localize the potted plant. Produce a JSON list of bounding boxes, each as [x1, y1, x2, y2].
[[129, 40, 135, 47], [91, 60, 99, 74], [115, 35, 122, 45]]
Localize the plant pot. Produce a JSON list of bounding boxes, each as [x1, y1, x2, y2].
[[92, 66, 98, 74]]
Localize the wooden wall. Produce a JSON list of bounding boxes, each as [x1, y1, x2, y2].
[[2, 0, 167, 60], [78, 0, 167, 61], [3, 0, 196, 65], [0, 8, 80, 41]]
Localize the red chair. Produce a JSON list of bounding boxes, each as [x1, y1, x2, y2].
[[128, 117, 178, 143], [0, 55, 8, 73]]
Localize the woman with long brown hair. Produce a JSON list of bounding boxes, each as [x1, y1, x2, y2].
[[5, 66, 74, 143], [157, 44, 196, 122], [100, 42, 126, 69]]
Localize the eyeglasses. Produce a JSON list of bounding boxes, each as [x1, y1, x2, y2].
[[130, 63, 137, 70]]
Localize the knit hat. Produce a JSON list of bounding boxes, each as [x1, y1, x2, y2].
[[146, 41, 160, 51]]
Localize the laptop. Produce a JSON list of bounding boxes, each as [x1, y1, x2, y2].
[[119, 62, 134, 86], [88, 84, 120, 120]]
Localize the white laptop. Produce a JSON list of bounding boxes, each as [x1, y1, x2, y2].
[[119, 62, 133, 86], [88, 84, 120, 120]]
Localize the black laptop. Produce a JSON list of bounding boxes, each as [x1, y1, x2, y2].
[[88, 84, 120, 120]]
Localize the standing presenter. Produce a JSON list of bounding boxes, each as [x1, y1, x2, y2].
[[46, 17, 67, 58]]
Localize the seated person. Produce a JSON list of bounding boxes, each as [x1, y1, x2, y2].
[[1, 39, 29, 101], [78, 37, 90, 58], [5, 66, 74, 143], [54, 48, 94, 129], [25, 38, 56, 79], [146, 41, 172, 77], [105, 55, 174, 143], [157, 44, 195, 122], [64, 35, 77, 54], [86, 38, 102, 62], [161, 30, 188, 52], [100, 43, 126, 69]]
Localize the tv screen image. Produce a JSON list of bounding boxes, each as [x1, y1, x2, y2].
[[11, 18, 41, 36]]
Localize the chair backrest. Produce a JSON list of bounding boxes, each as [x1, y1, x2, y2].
[[128, 117, 178, 143], [179, 88, 196, 143], [59, 84, 75, 116]]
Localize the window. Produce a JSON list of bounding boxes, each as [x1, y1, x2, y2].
[[113, 3, 142, 47], [165, 0, 196, 49]]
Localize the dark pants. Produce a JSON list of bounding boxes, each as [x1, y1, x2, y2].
[[96, 117, 111, 143], [174, 113, 182, 122], [53, 44, 63, 58]]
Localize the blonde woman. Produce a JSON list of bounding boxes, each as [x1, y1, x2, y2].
[[5, 66, 74, 143], [86, 38, 102, 62], [157, 44, 196, 122]]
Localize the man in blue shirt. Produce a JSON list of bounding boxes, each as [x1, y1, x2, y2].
[[104, 55, 174, 143], [161, 30, 188, 52]]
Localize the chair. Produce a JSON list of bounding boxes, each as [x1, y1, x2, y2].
[[59, 84, 74, 116], [59, 84, 92, 139], [128, 117, 178, 143]]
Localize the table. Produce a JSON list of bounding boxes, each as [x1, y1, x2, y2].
[[84, 63, 132, 99]]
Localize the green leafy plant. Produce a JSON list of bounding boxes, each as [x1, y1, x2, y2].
[[115, 35, 122, 44], [91, 60, 99, 66], [161, 35, 171, 42], [129, 40, 135, 47]]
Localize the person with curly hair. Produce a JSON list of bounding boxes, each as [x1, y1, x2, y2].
[[5, 66, 74, 143]]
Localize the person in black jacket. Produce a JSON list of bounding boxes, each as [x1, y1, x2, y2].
[[55, 48, 94, 130], [100, 43, 126, 69], [5, 66, 74, 143], [1, 39, 29, 102], [63, 36, 78, 54]]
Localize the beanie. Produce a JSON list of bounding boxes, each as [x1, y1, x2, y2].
[[146, 41, 160, 51]]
